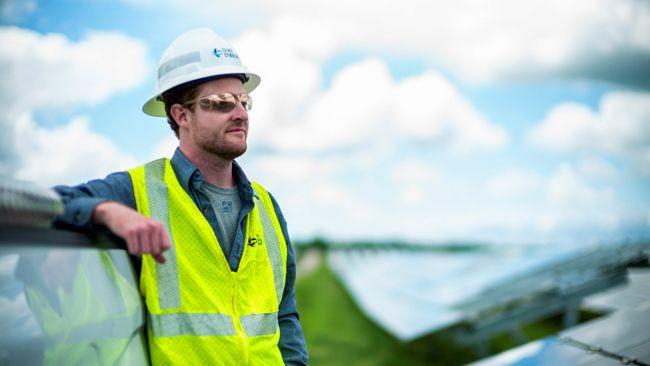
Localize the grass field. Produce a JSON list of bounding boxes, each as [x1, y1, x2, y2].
[[295, 259, 429, 366], [294, 254, 593, 365]]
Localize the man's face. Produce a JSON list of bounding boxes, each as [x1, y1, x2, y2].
[[184, 77, 249, 160]]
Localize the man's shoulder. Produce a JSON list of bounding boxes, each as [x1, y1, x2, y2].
[[248, 181, 278, 203]]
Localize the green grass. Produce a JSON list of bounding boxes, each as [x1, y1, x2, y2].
[[296, 260, 428, 366]]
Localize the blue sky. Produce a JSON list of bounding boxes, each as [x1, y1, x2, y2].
[[1, 0, 649, 244]]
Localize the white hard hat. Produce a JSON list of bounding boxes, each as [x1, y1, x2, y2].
[[142, 28, 261, 117]]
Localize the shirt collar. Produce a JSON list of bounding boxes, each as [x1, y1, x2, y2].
[[170, 147, 254, 198]]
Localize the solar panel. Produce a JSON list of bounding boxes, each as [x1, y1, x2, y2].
[[469, 267, 650, 366], [622, 342, 650, 364], [466, 337, 617, 366], [585, 269, 650, 311], [329, 241, 650, 342], [560, 303, 650, 364]]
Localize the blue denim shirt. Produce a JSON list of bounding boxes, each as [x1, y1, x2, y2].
[[52, 148, 308, 365]]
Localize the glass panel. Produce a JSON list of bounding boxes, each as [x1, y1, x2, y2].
[[468, 337, 613, 366], [561, 304, 650, 354], [0, 244, 148, 365]]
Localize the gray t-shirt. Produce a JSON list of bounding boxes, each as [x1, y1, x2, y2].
[[199, 183, 242, 257]]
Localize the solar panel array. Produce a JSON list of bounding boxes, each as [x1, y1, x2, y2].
[[469, 280, 650, 365], [329, 241, 649, 344]]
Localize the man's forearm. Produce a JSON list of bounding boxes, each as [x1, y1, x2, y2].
[[53, 173, 170, 264], [92, 201, 171, 264]]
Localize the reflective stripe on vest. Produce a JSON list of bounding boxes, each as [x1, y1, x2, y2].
[[240, 312, 278, 336], [255, 193, 284, 305], [144, 160, 180, 310], [147, 310, 278, 338], [149, 312, 236, 337], [140, 158, 285, 338]]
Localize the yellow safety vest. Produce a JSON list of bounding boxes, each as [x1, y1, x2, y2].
[[129, 158, 287, 366]]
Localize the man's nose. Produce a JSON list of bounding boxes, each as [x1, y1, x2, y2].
[[231, 101, 248, 121]]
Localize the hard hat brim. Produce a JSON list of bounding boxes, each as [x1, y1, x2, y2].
[[142, 70, 261, 117]]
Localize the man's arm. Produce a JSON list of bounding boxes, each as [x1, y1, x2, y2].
[[53, 172, 170, 263], [53, 172, 136, 231], [269, 194, 309, 366]]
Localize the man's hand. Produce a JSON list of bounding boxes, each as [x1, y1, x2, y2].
[[93, 202, 171, 264]]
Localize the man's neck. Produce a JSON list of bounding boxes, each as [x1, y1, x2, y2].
[[179, 145, 235, 188]]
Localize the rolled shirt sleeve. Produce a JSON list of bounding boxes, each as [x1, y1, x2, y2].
[[52, 171, 135, 232]]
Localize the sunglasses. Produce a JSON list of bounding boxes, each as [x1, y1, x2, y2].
[[184, 92, 252, 112]]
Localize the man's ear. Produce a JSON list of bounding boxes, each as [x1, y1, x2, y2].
[[170, 103, 190, 128]]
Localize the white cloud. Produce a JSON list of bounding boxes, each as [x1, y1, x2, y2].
[[529, 91, 650, 174], [237, 149, 397, 240], [316, 0, 650, 86], [278, 59, 393, 152], [578, 157, 619, 181], [243, 56, 507, 153], [176, 0, 650, 87], [476, 163, 642, 239], [0, 27, 147, 184], [250, 155, 340, 184], [310, 182, 349, 206], [545, 164, 615, 206], [239, 146, 646, 242], [394, 72, 508, 151], [391, 160, 439, 185], [12, 112, 137, 186], [390, 160, 440, 204], [234, 21, 324, 147], [510, 163, 625, 234], [0, 26, 149, 113], [487, 169, 543, 198], [528, 103, 599, 151]]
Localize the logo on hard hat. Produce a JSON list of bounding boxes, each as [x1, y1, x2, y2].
[[212, 48, 239, 59]]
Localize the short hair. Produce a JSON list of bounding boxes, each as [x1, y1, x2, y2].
[[161, 84, 201, 139]]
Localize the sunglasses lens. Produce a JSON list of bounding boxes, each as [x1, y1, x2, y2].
[[196, 93, 252, 112], [199, 98, 236, 112], [239, 94, 252, 110]]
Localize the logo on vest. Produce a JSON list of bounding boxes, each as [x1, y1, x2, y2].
[[247, 234, 263, 248]]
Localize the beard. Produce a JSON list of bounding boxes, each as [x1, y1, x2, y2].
[[195, 130, 247, 161], [188, 117, 249, 161], [208, 139, 247, 160]]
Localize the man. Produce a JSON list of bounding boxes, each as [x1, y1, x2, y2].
[[53, 28, 308, 365]]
